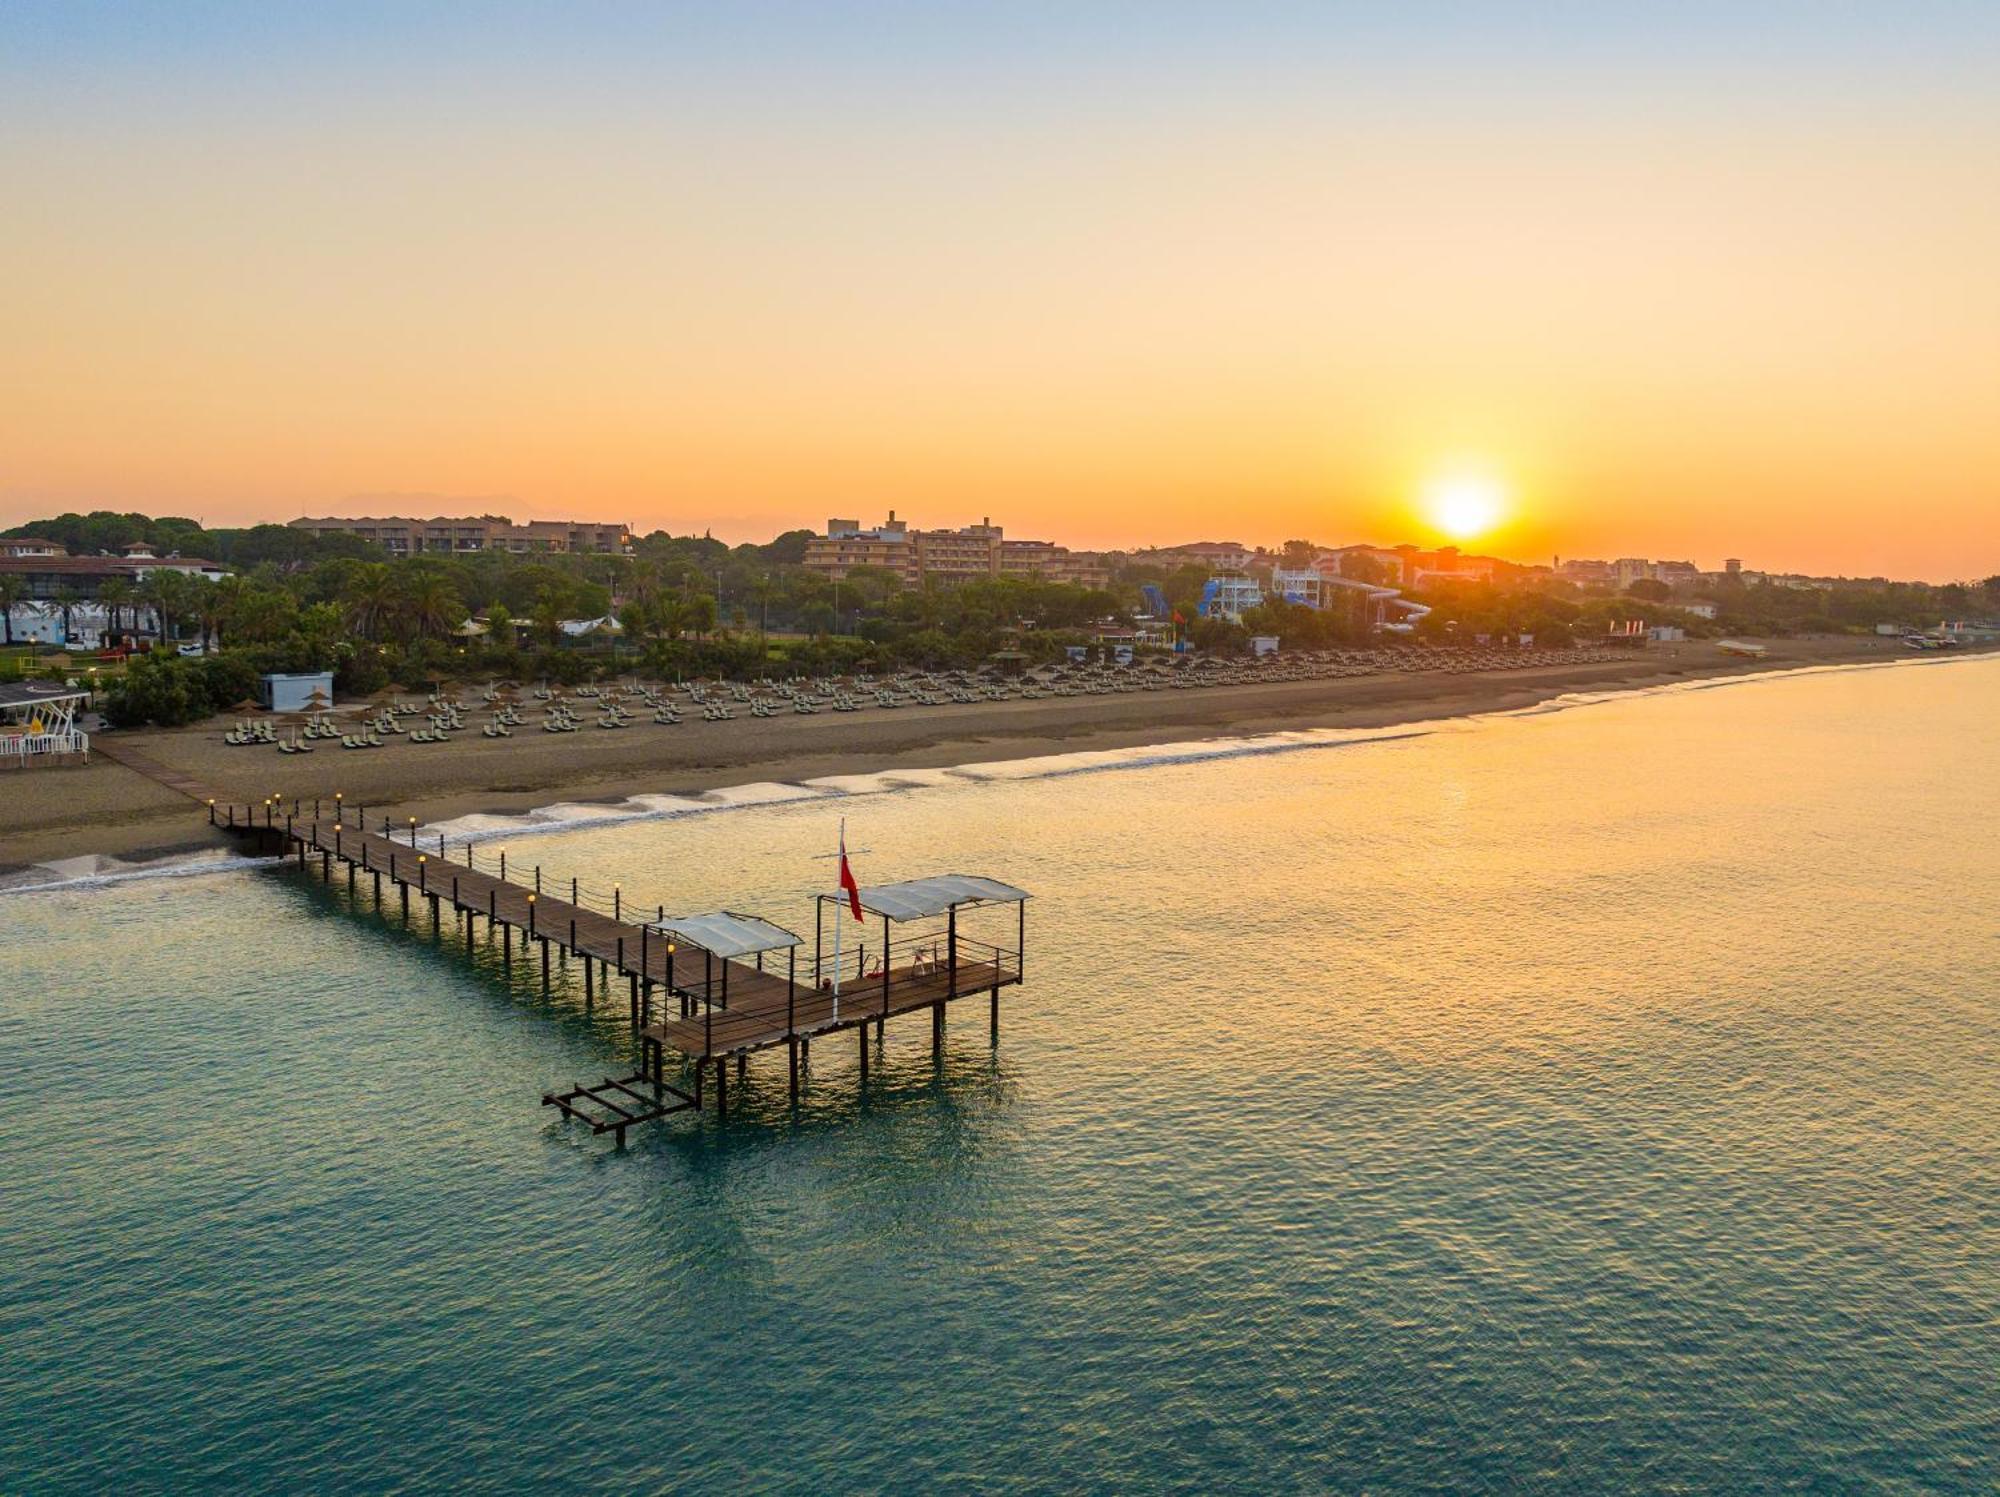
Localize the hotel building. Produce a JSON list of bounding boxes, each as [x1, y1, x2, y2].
[[804, 514, 1109, 589], [287, 514, 631, 556]]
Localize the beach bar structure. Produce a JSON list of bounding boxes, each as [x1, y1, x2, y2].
[[208, 797, 1029, 1136], [0, 681, 91, 766]]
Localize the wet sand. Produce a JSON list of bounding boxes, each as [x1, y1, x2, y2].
[[0, 637, 1928, 870]]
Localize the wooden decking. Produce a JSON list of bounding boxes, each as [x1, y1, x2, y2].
[[645, 957, 1013, 1059], [213, 802, 1024, 1131]]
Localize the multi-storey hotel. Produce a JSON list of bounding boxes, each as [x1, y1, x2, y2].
[[287, 514, 631, 556], [804, 514, 1109, 589]]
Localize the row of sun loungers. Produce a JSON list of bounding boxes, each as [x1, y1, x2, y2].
[[220, 648, 1628, 751]]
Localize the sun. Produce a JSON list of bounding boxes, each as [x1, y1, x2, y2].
[[1423, 471, 1508, 542]]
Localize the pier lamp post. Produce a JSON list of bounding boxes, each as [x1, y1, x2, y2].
[[418, 854, 427, 893], [207, 798, 215, 825], [613, 883, 621, 921], [527, 892, 536, 935], [499, 849, 507, 881], [334, 824, 342, 856], [408, 816, 417, 847]]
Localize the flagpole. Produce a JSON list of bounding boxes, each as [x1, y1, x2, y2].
[[831, 816, 844, 1020]]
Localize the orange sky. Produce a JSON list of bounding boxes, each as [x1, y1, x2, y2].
[[3, 7, 1997, 580]]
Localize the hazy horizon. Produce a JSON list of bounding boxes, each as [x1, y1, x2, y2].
[[5, 2, 1997, 580]]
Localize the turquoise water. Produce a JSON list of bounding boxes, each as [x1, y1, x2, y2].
[[3, 660, 1996, 1493]]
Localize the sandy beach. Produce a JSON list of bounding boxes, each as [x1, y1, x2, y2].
[[0, 636, 1933, 870]]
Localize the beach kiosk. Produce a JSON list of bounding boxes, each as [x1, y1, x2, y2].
[[0, 680, 91, 766], [257, 671, 335, 714]]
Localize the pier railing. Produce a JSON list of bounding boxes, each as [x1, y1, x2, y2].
[[210, 796, 673, 926], [210, 794, 1029, 1123], [810, 932, 1020, 994]]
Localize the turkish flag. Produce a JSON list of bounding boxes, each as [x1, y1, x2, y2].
[[839, 829, 865, 922]]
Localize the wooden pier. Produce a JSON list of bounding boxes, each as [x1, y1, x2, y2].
[[213, 797, 1028, 1135]]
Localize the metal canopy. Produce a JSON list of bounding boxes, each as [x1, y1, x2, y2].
[[0, 682, 89, 710], [850, 875, 1030, 923], [645, 910, 800, 959]]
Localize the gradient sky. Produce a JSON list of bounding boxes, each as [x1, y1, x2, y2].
[[4, 2, 1998, 578]]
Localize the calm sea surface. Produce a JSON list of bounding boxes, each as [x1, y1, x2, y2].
[[3, 660, 1996, 1493]]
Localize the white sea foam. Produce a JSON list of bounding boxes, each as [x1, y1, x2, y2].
[[0, 846, 280, 896], [12, 652, 1986, 894]]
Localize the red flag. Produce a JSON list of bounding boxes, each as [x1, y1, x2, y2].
[[839, 826, 865, 922]]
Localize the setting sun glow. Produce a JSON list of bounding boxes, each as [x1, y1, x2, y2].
[[1424, 473, 1509, 542]]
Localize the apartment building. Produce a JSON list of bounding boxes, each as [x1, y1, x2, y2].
[[804, 513, 1108, 588], [288, 514, 630, 556], [805, 515, 919, 583], [999, 539, 1111, 589], [916, 520, 1005, 584]]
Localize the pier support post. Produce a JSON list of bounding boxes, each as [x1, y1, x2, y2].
[[347, 861, 355, 895], [465, 910, 474, 953], [788, 1038, 799, 1102], [858, 1026, 869, 1086], [991, 983, 1000, 1043], [584, 958, 593, 1007], [373, 869, 381, 906], [736, 1053, 746, 1080], [429, 893, 440, 937], [933, 1002, 944, 1063], [400, 882, 409, 921], [629, 974, 639, 1029], [321, 850, 330, 879], [503, 923, 512, 972], [715, 1059, 728, 1123], [541, 937, 550, 994]]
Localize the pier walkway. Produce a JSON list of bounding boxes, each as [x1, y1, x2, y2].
[[212, 798, 1027, 1129]]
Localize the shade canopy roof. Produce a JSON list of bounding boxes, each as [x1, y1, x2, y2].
[[645, 910, 800, 959], [848, 875, 1030, 922], [0, 682, 89, 709]]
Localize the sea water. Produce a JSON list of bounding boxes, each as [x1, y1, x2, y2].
[[2, 658, 1995, 1492]]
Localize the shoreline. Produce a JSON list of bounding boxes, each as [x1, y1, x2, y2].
[[0, 637, 1973, 872]]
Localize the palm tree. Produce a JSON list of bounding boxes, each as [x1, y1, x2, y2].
[[138, 568, 193, 645], [530, 596, 564, 648], [680, 588, 717, 640], [653, 595, 687, 641], [186, 577, 226, 652], [341, 563, 402, 641], [0, 575, 25, 646], [207, 574, 249, 650], [98, 577, 134, 642], [628, 562, 662, 609], [47, 584, 95, 648], [400, 572, 463, 639]]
